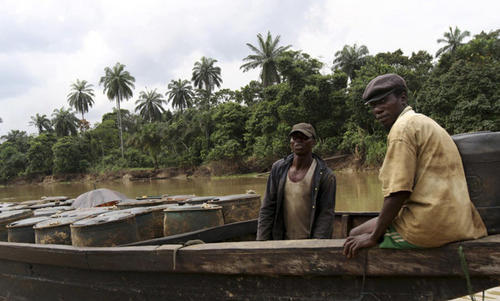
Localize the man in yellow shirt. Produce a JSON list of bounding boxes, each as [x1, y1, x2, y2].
[[343, 74, 487, 258]]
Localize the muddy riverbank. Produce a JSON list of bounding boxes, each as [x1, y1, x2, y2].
[[4, 155, 374, 186]]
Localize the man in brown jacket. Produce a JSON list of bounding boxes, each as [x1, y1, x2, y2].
[[257, 123, 336, 240]]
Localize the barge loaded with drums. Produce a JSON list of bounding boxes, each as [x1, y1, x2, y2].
[[0, 131, 497, 300]]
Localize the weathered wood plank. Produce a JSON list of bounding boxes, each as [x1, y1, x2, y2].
[[0, 241, 179, 271], [84, 246, 177, 271], [0, 242, 89, 269], [332, 212, 377, 238], [173, 235, 500, 277], [0, 257, 497, 301], [125, 219, 258, 246], [0, 235, 499, 278]]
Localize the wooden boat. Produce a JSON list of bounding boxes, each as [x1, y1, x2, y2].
[[0, 223, 499, 300]]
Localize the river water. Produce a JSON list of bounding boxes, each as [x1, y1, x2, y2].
[[0, 171, 497, 300], [0, 171, 384, 212]]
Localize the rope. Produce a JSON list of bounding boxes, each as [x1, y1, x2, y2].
[[172, 239, 205, 270], [458, 245, 476, 301], [355, 250, 381, 301]]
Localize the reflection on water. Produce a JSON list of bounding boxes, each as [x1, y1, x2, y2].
[[0, 177, 268, 203], [0, 172, 383, 212], [335, 171, 383, 212]]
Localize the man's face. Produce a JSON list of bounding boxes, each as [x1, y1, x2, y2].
[[368, 92, 407, 129], [290, 132, 315, 156]]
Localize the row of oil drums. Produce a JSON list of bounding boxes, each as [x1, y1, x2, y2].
[[0, 193, 261, 247]]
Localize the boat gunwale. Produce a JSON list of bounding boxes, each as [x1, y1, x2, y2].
[[0, 234, 498, 278]]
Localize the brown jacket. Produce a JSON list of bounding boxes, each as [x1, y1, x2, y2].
[[256, 153, 336, 240]]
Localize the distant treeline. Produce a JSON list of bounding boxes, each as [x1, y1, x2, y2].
[[0, 28, 499, 182]]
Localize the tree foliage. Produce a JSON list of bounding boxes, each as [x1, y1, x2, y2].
[[420, 30, 500, 133], [0, 27, 498, 182], [166, 79, 195, 112], [128, 122, 164, 169], [52, 136, 85, 174], [333, 44, 370, 81], [29, 113, 52, 134], [241, 31, 291, 87], [26, 133, 57, 175], [67, 79, 95, 120], [52, 108, 79, 137], [192, 57, 222, 95], [99, 62, 135, 158], [436, 26, 471, 57], [135, 88, 166, 122]]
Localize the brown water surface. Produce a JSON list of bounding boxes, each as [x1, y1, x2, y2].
[[0, 171, 383, 212]]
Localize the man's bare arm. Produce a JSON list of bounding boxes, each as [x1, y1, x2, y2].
[[343, 191, 410, 258]]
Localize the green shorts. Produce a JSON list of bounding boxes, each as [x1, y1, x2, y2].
[[379, 224, 421, 249]]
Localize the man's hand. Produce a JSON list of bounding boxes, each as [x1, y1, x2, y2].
[[343, 233, 378, 259]]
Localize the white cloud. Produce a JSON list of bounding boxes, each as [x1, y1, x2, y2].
[[0, 0, 499, 136]]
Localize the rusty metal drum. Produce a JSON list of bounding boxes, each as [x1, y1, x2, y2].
[[19, 199, 49, 206], [33, 208, 110, 245], [163, 203, 224, 236], [58, 198, 75, 206], [127, 207, 157, 240], [453, 131, 500, 234], [41, 196, 69, 202], [184, 196, 218, 205], [33, 206, 73, 217], [71, 212, 139, 247], [116, 199, 169, 209], [209, 194, 261, 224], [0, 203, 15, 210], [0, 205, 30, 213], [146, 204, 175, 238], [7, 216, 50, 243], [30, 202, 59, 210], [164, 195, 196, 202], [100, 207, 159, 241], [51, 207, 111, 218], [0, 209, 34, 241], [34, 216, 85, 245]]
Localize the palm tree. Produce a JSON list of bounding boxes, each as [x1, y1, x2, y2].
[[436, 26, 471, 57], [166, 79, 195, 112], [240, 31, 292, 87], [51, 108, 79, 137], [135, 88, 167, 122], [29, 113, 52, 134], [99, 62, 135, 158], [191, 57, 222, 95], [67, 79, 95, 120], [332, 44, 369, 82], [1, 130, 27, 143]]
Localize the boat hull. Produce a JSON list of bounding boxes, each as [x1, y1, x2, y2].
[[0, 259, 497, 301], [0, 235, 499, 300]]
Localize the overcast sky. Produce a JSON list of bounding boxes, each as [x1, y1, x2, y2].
[[0, 0, 498, 136]]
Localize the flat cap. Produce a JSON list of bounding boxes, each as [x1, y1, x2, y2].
[[362, 73, 407, 105], [289, 123, 316, 139]]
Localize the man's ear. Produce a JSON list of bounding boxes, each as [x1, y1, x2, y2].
[[400, 91, 408, 106]]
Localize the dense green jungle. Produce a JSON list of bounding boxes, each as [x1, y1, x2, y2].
[[0, 28, 498, 183]]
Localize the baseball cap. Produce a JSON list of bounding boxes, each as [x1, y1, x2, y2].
[[289, 123, 316, 139]]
